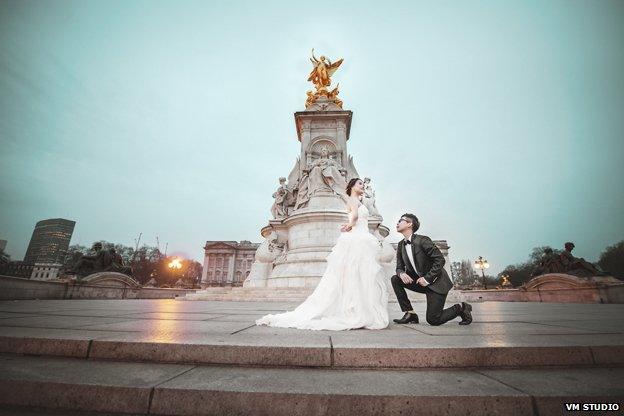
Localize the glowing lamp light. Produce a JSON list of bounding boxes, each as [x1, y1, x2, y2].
[[474, 256, 490, 289], [474, 256, 489, 270], [168, 258, 182, 269]]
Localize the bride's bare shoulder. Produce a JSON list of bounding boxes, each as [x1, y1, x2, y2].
[[345, 196, 359, 212]]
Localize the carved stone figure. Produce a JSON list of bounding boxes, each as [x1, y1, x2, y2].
[[327, 84, 343, 109], [294, 168, 310, 210], [560, 242, 605, 277], [362, 177, 380, 217], [306, 49, 344, 109], [110, 247, 133, 276], [283, 159, 300, 215], [272, 240, 288, 264], [67, 242, 110, 278], [308, 49, 343, 91], [532, 248, 565, 276], [67, 242, 133, 278], [244, 232, 283, 287], [271, 177, 288, 218], [533, 243, 606, 277], [296, 146, 343, 210], [305, 91, 316, 108], [307, 146, 347, 196]]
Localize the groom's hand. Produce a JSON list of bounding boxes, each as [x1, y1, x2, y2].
[[417, 277, 429, 286], [399, 273, 413, 284]]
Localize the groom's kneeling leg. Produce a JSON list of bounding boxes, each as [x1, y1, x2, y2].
[[391, 275, 413, 312], [425, 292, 461, 326], [426, 311, 445, 326]]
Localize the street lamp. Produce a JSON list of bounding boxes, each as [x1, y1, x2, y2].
[[474, 256, 490, 289], [168, 258, 182, 284], [500, 273, 511, 288]]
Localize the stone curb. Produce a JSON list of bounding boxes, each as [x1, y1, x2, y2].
[[89, 341, 331, 367], [1, 336, 623, 369], [1, 355, 623, 416]]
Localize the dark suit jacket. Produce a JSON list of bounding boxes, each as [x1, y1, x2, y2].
[[395, 234, 453, 295]]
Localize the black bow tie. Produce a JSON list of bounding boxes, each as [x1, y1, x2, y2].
[[404, 239, 412, 245]]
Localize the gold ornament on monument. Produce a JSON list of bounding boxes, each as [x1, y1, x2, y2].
[[306, 49, 344, 109]]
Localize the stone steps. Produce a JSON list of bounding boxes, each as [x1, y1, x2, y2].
[[1, 334, 622, 369], [1, 300, 622, 415], [1, 353, 622, 416]]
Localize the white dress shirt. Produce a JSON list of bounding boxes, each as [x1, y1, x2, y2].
[[404, 235, 429, 285]]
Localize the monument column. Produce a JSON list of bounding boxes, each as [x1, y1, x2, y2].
[[227, 253, 235, 285], [200, 252, 210, 289], [244, 50, 393, 289]]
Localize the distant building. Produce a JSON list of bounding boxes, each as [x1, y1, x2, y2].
[[30, 263, 63, 280], [23, 218, 75, 265], [0, 239, 7, 253], [201, 241, 260, 287], [0, 261, 33, 279]]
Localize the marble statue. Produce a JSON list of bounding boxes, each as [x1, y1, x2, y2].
[[363, 177, 380, 217], [295, 146, 347, 209], [239, 51, 408, 290], [532, 243, 606, 277], [244, 232, 284, 287], [327, 84, 343, 109], [306, 49, 344, 109], [67, 242, 133, 278], [560, 242, 606, 277], [308, 49, 343, 91], [271, 177, 288, 218]]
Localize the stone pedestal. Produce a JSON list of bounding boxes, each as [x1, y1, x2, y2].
[[244, 105, 395, 288]]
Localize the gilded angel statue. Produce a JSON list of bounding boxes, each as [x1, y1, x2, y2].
[[307, 49, 343, 91]]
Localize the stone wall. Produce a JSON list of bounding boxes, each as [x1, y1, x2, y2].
[[459, 284, 624, 304], [0, 275, 196, 300]]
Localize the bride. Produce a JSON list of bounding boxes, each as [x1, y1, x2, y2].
[[256, 178, 389, 330]]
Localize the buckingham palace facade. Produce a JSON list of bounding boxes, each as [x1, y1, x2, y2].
[[200, 240, 260, 287]]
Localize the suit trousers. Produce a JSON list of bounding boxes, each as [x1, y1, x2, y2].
[[391, 275, 461, 326]]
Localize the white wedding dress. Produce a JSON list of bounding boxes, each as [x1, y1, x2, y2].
[[256, 203, 389, 330]]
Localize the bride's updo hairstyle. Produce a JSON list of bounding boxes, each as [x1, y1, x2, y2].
[[346, 178, 361, 196]]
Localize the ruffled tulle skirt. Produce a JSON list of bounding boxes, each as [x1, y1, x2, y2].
[[256, 227, 389, 330]]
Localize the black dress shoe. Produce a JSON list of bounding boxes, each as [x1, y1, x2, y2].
[[459, 302, 473, 325], [393, 312, 419, 324]]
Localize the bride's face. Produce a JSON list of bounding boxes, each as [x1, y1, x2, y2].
[[352, 180, 364, 195]]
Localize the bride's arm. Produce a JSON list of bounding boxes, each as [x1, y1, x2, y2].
[[347, 201, 359, 226], [340, 199, 359, 232]]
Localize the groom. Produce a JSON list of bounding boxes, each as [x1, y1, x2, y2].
[[391, 213, 473, 326]]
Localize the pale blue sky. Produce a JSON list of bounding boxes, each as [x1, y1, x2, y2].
[[1, 0, 623, 273]]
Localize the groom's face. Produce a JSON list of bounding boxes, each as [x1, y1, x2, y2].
[[396, 216, 413, 233]]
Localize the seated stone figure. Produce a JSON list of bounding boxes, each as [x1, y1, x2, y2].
[[559, 242, 605, 277], [109, 247, 133, 276], [67, 243, 132, 278], [532, 248, 565, 276], [67, 242, 111, 278], [533, 243, 606, 278]]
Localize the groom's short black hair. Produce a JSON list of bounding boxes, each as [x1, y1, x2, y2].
[[401, 213, 420, 232]]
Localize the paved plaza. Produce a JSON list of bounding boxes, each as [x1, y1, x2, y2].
[[0, 299, 622, 415]]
